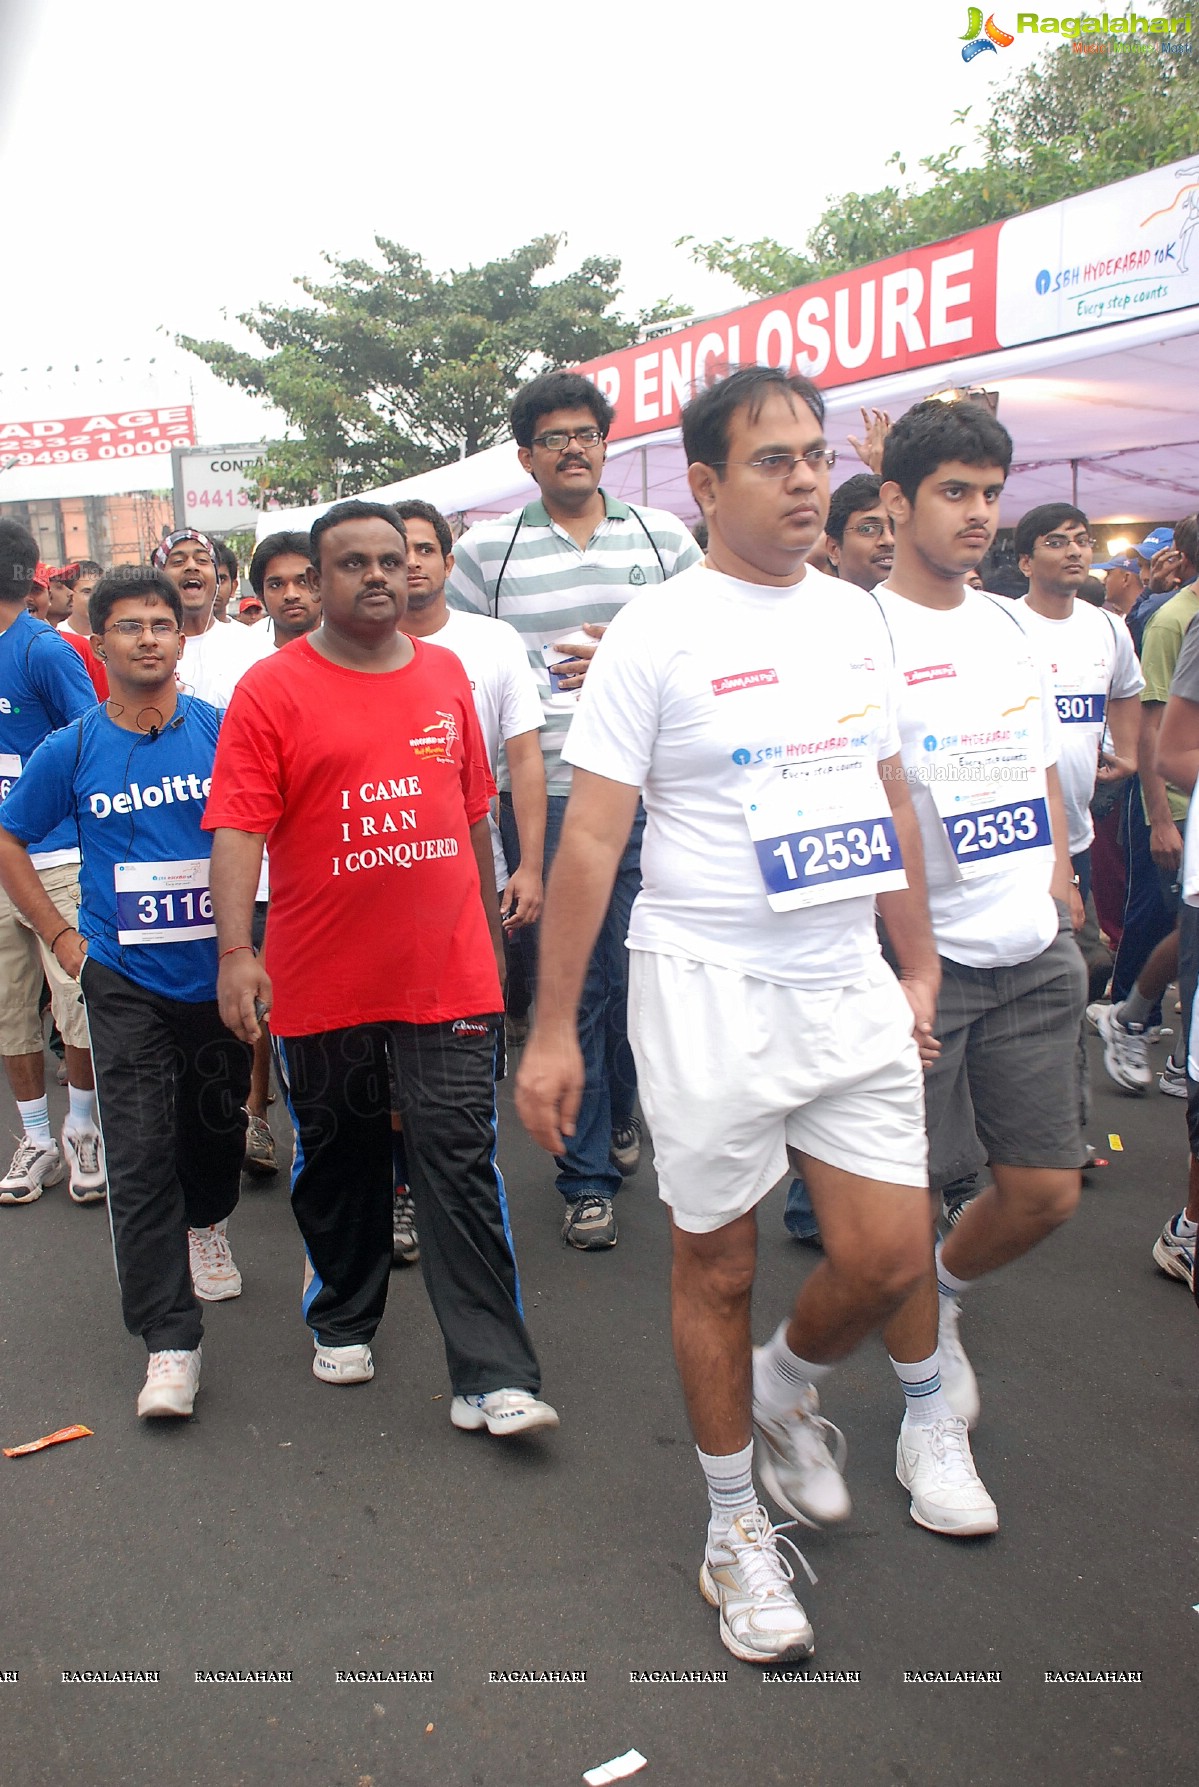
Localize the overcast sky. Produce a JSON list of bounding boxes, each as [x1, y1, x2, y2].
[[0, 0, 1057, 495]]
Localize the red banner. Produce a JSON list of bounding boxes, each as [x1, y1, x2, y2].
[[576, 228, 1002, 442], [0, 405, 195, 468]]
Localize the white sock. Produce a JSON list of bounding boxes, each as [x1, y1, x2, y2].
[[935, 1237, 972, 1302], [1175, 1211, 1198, 1238], [697, 1441, 757, 1546], [890, 1351, 954, 1426], [752, 1319, 833, 1419], [16, 1096, 52, 1146], [66, 1085, 98, 1130]]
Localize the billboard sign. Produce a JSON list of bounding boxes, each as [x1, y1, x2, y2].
[[0, 405, 195, 468]]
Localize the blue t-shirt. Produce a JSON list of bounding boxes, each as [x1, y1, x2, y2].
[[0, 609, 98, 856], [0, 696, 223, 1003]]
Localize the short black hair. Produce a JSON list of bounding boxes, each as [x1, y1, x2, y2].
[[1077, 576, 1106, 608], [216, 541, 239, 584], [1013, 503, 1090, 559], [89, 566, 183, 634], [0, 519, 40, 605], [396, 499, 453, 560], [826, 474, 884, 543], [248, 530, 313, 597], [681, 367, 825, 473], [509, 371, 614, 449], [76, 559, 104, 579], [881, 399, 1012, 505], [1175, 513, 1199, 577], [310, 500, 407, 570]]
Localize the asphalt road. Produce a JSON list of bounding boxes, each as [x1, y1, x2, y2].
[[0, 1029, 1195, 1787]]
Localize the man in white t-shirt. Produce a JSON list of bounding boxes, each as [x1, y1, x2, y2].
[[395, 497, 546, 1268], [153, 530, 272, 709], [517, 367, 946, 1666], [873, 401, 1088, 1528]]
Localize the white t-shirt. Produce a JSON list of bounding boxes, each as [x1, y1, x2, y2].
[[424, 609, 544, 890], [1018, 598, 1143, 854], [562, 562, 905, 990], [176, 616, 273, 709], [876, 587, 1063, 969]]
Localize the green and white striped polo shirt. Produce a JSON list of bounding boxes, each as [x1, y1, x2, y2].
[[446, 492, 702, 794]]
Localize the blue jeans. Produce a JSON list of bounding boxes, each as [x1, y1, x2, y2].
[[499, 794, 642, 1203], [1111, 780, 1176, 1026]]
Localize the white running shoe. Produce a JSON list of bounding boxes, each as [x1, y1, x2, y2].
[[896, 1414, 998, 1536], [1087, 1003, 1171, 1045], [936, 1298, 980, 1429], [1093, 1005, 1152, 1094], [62, 1122, 106, 1204], [188, 1221, 242, 1300], [1158, 1054, 1188, 1098], [312, 1341, 374, 1384], [1152, 1214, 1196, 1286], [450, 1388, 560, 1435], [137, 1347, 201, 1419], [752, 1376, 851, 1527], [699, 1507, 817, 1665], [0, 1135, 65, 1204]]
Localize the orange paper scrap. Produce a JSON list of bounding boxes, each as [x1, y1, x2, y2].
[[3, 1424, 93, 1458]]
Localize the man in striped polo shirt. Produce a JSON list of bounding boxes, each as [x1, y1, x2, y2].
[[448, 370, 701, 1248]]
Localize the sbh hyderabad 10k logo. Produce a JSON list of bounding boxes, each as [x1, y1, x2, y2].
[[961, 8, 1015, 58]]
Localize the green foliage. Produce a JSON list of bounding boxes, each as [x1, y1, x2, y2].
[[180, 236, 679, 504], [680, 6, 1199, 297]]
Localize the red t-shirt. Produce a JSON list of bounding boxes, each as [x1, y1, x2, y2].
[[58, 624, 108, 699], [202, 636, 502, 1036]]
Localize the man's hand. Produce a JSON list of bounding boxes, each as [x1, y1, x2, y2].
[[218, 949, 273, 1044], [899, 972, 941, 1068], [501, 862, 543, 931], [1095, 750, 1135, 785], [847, 407, 892, 475], [551, 621, 608, 690], [1149, 816, 1184, 876], [515, 1022, 584, 1155], [50, 927, 87, 980], [1147, 547, 1184, 595]]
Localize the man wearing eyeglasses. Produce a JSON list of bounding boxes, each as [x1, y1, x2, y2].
[[517, 366, 940, 1662], [448, 371, 701, 1250], [0, 567, 250, 1421], [823, 473, 895, 591]]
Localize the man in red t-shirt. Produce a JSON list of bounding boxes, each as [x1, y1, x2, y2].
[[204, 501, 557, 1437]]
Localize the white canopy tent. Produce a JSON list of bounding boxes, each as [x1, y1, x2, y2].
[[256, 301, 1199, 542]]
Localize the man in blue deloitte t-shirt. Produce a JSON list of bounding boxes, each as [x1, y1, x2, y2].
[[0, 566, 252, 1422]]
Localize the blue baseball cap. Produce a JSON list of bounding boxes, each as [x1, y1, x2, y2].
[[1093, 554, 1141, 573], [1133, 526, 1174, 558]]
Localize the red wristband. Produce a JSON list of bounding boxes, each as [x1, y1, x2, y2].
[[218, 944, 254, 962]]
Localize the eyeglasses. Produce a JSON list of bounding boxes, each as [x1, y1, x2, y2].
[[712, 448, 837, 478], [531, 427, 605, 450], [845, 519, 894, 539], [105, 619, 179, 638], [1041, 534, 1097, 551]]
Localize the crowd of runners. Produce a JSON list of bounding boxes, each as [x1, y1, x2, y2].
[[1, 364, 1196, 1667]]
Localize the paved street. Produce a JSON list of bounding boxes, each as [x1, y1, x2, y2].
[[0, 1031, 1194, 1787]]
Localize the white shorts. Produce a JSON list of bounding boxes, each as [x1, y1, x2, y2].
[[628, 950, 928, 1234]]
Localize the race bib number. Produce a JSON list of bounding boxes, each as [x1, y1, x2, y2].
[[0, 752, 21, 801], [943, 799, 1052, 869], [745, 757, 908, 911], [928, 742, 1053, 882], [115, 858, 214, 945], [1055, 692, 1105, 725]]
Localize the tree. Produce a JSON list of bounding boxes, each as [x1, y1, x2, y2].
[[180, 236, 679, 504], [680, 5, 1199, 297]]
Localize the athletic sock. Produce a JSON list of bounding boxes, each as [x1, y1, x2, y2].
[[1174, 1211, 1198, 1239], [1117, 987, 1153, 1028], [16, 1096, 52, 1147], [752, 1319, 833, 1419], [697, 1441, 757, 1548], [65, 1085, 98, 1131], [935, 1237, 973, 1302], [890, 1351, 954, 1426]]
